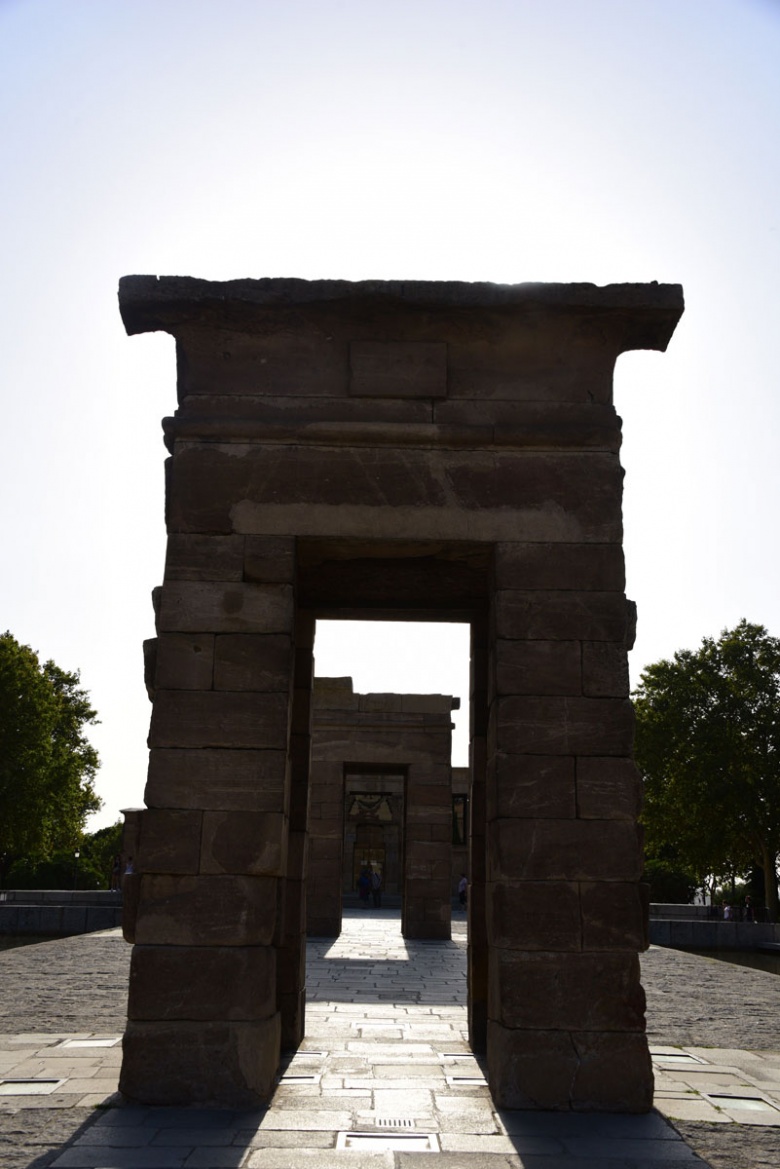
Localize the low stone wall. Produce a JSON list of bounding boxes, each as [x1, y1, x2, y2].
[[0, 890, 122, 935], [649, 918, 780, 950]]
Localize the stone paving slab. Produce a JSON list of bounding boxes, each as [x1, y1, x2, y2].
[[17, 914, 780, 1166]]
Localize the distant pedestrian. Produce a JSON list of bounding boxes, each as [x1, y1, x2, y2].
[[458, 873, 468, 909], [358, 867, 371, 905], [124, 857, 135, 876], [110, 854, 121, 891], [744, 894, 755, 922], [371, 868, 382, 908]]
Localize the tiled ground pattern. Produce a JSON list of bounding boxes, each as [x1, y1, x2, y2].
[[2, 913, 780, 1166]]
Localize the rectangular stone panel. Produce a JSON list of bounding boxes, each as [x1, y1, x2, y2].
[[213, 634, 293, 692], [580, 882, 648, 951], [491, 638, 581, 697], [149, 691, 289, 749], [488, 819, 643, 883], [176, 322, 348, 398], [154, 634, 215, 690], [201, 811, 288, 876], [493, 590, 631, 642], [489, 696, 634, 757], [489, 950, 645, 1032], [134, 874, 277, 945], [127, 944, 276, 1021], [145, 748, 288, 811], [136, 810, 202, 874], [120, 1015, 281, 1106], [158, 581, 293, 634], [488, 754, 569, 826], [486, 881, 581, 951], [493, 542, 625, 592], [167, 445, 623, 544], [446, 317, 617, 404], [486, 1022, 652, 1112], [164, 534, 245, 581], [582, 641, 630, 697], [349, 341, 448, 398], [577, 757, 642, 820]]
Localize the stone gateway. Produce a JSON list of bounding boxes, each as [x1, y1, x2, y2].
[[117, 276, 683, 1110]]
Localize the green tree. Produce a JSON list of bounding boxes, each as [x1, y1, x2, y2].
[[0, 632, 101, 875], [634, 621, 780, 920]]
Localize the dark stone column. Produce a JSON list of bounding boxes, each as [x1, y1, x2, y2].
[[468, 615, 489, 1053], [120, 535, 296, 1106]]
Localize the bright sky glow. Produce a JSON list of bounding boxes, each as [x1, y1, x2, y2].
[[1, 0, 778, 827]]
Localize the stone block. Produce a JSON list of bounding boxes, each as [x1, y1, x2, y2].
[[486, 881, 581, 950], [149, 690, 290, 749], [488, 1022, 578, 1110], [175, 319, 348, 398], [243, 536, 295, 582], [154, 634, 215, 690], [136, 809, 202, 874], [493, 590, 630, 642], [433, 401, 622, 450], [169, 445, 623, 544], [127, 944, 276, 1021], [164, 534, 245, 581], [489, 950, 646, 1032], [491, 638, 582, 697], [570, 1031, 653, 1112], [143, 638, 157, 700], [580, 882, 648, 951], [279, 988, 306, 1051], [577, 756, 642, 820], [487, 1023, 653, 1111], [287, 828, 308, 881], [213, 633, 293, 691], [489, 695, 635, 757], [493, 542, 625, 592], [488, 819, 643, 882], [120, 1015, 281, 1106], [582, 641, 630, 697], [487, 754, 576, 820], [121, 873, 141, 943], [134, 874, 277, 945], [350, 340, 448, 398], [157, 580, 294, 634], [145, 748, 288, 811], [201, 811, 288, 876]]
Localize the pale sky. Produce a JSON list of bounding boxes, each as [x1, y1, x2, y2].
[[1, 0, 778, 829]]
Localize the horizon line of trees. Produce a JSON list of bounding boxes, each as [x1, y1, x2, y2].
[[635, 619, 780, 921]]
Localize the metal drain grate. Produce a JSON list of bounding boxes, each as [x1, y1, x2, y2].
[[651, 1050, 706, 1066], [59, 1038, 120, 1049], [376, 1117, 414, 1128], [446, 1074, 488, 1086], [707, 1094, 779, 1113], [279, 1073, 321, 1084], [0, 1079, 65, 1096], [337, 1131, 439, 1152]]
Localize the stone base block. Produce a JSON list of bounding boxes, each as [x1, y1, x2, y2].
[[128, 944, 276, 1021], [120, 1015, 281, 1106], [279, 987, 306, 1051], [487, 1022, 653, 1112]]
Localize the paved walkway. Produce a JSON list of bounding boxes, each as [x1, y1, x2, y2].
[[3, 910, 780, 1167]]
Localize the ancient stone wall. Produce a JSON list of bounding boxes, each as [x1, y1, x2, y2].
[[308, 677, 458, 939], [118, 275, 683, 1110]]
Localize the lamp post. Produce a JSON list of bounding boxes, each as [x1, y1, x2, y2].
[[74, 849, 80, 890]]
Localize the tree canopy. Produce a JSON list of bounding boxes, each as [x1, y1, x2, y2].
[[634, 620, 780, 919], [0, 631, 101, 865]]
